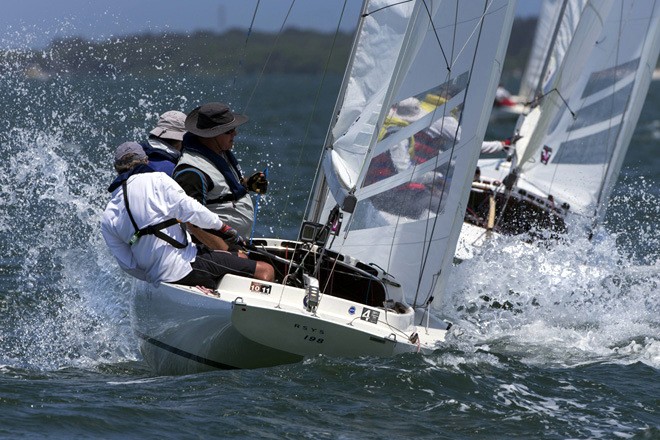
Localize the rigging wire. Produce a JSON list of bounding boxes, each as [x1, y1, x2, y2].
[[412, 0, 494, 308], [292, 0, 351, 234], [241, 0, 296, 115], [364, 0, 414, 17], [348, 0, 453, 293], [232, 0, 262, 89], [410, 0, 458, 306], [592, 0, 628, 229]]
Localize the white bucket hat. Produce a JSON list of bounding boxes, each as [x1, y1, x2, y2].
[[150, 110, 187, 141]]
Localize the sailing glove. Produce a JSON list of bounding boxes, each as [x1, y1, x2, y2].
[[218, 224, 246, 247], [246, 172, 268, 194]]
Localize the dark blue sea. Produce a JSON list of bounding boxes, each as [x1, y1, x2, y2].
[[0, 59, 658, 438]]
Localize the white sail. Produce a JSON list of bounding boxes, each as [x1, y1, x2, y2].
[[518, 0, 590, 102], [516, 0, 613, 169], [519, 0, 660, 221], [309, 0, 517, 307]]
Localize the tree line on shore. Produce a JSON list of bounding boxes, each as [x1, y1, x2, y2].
[[4, 18, 538, 78]]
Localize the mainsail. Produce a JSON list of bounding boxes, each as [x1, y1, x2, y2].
[[515, 0, 660, 223], [308, 0, 517, 307]]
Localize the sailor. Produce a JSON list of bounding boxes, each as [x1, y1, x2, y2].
[[101, 142, 274, 287], [365, 97, 432, 218], [174, 102, 267, 241], [140, 110, 187, 176], [494, 84, 516, 107], [365, 97, 421, 186]]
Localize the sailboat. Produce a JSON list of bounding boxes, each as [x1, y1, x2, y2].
[[491, 0, 588, 122], [130, 0, 517, 374], [457, 0, 660, 261]]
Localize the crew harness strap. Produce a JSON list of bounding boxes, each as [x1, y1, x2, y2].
[[121, 181, 188, 249]]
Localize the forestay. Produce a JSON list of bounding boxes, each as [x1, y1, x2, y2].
[[516, 0, 660, 222], [307, 0, 517, 307]]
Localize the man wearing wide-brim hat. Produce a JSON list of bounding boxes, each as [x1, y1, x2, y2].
[[173, 102, 267, 246]]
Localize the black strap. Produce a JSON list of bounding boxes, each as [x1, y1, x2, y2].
[[121, 181, 188, 249]]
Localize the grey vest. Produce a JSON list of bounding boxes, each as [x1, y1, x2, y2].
[[177, 150, 255, 238]]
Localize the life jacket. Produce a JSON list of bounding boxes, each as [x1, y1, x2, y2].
[[140, 139, 181, 176], [420, 93, 446, 112], [410, 130, 444, 165], [175, 133, 248, 205], [174, 134, 254, 238], [140, 139, 181, 165], [364, 116, 415, 187], [108, 164, 187, 248], [411, 131, 435, 164], [364, 150, 397, 187]]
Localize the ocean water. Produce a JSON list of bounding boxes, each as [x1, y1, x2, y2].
[[0, 63, 658, 439]]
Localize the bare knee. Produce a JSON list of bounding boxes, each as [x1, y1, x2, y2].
[[254, 262, 274, 282]]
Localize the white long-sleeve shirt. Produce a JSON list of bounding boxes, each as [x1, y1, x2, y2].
[[101, 171, 223, 284], [425, 116, 507, 154], [480, 140, 507, 154]]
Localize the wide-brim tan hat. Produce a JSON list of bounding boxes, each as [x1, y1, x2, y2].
[[185, 102, 248, 138]]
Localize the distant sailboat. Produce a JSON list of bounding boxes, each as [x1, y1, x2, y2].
[[130, 0, 517, 373], [457, 0, 660, 260]]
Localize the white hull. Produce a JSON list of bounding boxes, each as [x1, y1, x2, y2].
[[131, 239, 449, 373], [232, 291, 447, 358], [455, 222, 497, 262], [132, 280, 302, 373]]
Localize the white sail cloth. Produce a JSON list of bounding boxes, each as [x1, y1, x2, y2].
[[519, 0, 660, 221], [312, 0, 517, 307]]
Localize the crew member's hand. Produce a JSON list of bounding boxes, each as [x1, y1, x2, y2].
[[503, 134, 523, 146], [218, 224, 246, 247], [246, 171, 268, 194]]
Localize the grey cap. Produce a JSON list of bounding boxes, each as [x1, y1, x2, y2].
[[150, 110, 187, 141], [114, 141, 147, 165]]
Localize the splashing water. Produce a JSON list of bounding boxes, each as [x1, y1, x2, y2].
[[443, 188, 660, 370], [1, 36, 657, 376], [0, 36, 338, 372], [0, 40, 234, 371]]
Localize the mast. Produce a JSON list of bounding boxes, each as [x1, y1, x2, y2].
[[534, 0, 570, 100]]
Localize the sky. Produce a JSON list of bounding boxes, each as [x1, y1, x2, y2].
[[0, 0, 543, 50]]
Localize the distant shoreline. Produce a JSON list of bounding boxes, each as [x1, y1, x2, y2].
[[4, 19, 542, 78]]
